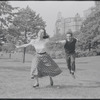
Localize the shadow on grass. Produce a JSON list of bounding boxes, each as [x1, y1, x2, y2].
[[5, 60, 31, 63], [76, 62, 89, 64], [61, 67, 86, 71], [80, 79, 100, 87], [0, 57, 10, 59], [0, 66, 30, 72], [43, 83, 100, 89], [39, 79, 100, 89], [0, 66, 86, 73], [55, 61, 89, 65], [0, 58, 22, 63]]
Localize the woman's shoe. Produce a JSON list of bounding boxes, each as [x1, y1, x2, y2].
[[50, 81, 53, 86], [51, 82, 53, 86], [50, 77, 53, 86], [31, 76, 34, 79], [33, 84, 39, 88]]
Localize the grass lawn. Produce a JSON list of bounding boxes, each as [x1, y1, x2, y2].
[[0, 52, 100, 98]]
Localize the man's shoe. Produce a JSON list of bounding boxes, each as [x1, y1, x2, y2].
[[69, 70, 71, 74], [71, 72, 75, 79]]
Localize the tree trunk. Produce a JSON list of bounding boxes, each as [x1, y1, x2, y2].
[[88, 43, 91, 51], [9, 53, 11, 59], [23, 47, 26, 63], [22, 29, 27, 63]]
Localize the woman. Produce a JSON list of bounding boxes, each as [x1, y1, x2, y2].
[[16, 28, 62, 87]]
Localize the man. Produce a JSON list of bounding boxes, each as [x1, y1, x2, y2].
[[56, 31, 78, 78]]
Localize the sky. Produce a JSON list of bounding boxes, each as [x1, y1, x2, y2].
[[9, 1, 95, 37]]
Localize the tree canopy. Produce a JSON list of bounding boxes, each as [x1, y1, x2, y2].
[[0, 1, 18, 28], [79, 8, 100, 51], [0, 1, 47, 61]]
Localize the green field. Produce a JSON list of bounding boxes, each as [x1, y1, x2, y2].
[[0, 52, 100, 98]]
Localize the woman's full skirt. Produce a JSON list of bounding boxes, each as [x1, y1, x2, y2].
[[30, 53, 62, 78]]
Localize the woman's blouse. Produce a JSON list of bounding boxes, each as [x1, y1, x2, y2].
[[29, 39, 48, 53]]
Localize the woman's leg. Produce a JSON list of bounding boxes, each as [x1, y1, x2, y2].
[[31, 55, 39, 87], [49, 76, 53, 86], [33, 75, 39, 87]]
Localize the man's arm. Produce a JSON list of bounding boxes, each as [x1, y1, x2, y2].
[[75, 38, 80, 42], [56, 40, 66, 44], [76, 38, 78, 41]]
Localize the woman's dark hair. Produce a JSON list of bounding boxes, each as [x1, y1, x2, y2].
[[42, 28, 49, 39]]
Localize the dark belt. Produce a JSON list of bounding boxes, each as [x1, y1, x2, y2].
[[37, 52, 46, 55]]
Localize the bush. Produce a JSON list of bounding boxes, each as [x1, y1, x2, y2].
[[2, 43, 16, 53], [48, 50, 66, 59], [87, 51, 97, 56], [76, 50, 87, 57], [49, 51, 56, 59], [76, 49, 100, 58], [91, 49, 100, 56], [0, 46, 2, 51], [55, 51, 65, 59]]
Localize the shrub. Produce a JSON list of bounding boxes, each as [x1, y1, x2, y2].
[[76, 49, 100, 58], [49, 51, 56, 59]]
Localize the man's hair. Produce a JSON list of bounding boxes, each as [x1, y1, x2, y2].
[[66, 31, 73, 37]]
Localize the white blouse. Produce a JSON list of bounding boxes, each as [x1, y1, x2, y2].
[[29, 39, 48, 53]]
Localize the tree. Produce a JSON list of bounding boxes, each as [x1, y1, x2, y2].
[[0, 29, 7, 45], [1, 42, 16, 58], [0, 1, 19, 56], [80, 8, 100, 51], [0, 1, 18, 29], [12, 6, 46, 63]]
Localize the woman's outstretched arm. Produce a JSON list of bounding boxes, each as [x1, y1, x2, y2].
[[16, 39, 34, 48]]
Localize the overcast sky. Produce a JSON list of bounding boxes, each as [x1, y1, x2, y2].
[[10, 1, 95, 37]]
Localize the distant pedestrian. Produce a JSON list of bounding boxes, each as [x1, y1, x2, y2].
[[16, 28, 62, 87], [88, 42, 91, 51]]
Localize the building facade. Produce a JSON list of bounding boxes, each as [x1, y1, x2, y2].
[[55, 1, 100, 35], [55, 12, 83, 35]]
